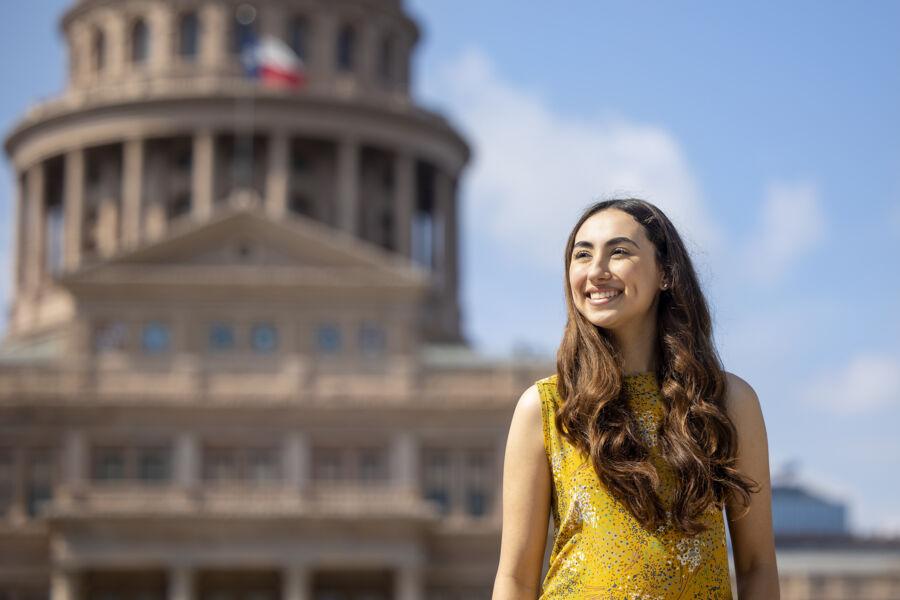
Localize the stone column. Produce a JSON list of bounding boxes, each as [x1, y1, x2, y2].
[[25, 162, 45, 291], [50, 567, 80, 600], [433, 169, 452, 287], [337, 137, 360, 236], [150, 4, 174, 74], [283, 565, 310, 600], [168, 565, 194, 600], [62, 430, 87, 496], [122, 138, 144, 249], [391, 431, 419, 497], [8, 447, 27, 523], [68, 21, 89, 88], [311, 11, 337, 92], [393, 151, 414, 258], [359, 23, 378, 88], [283, 432, 310, 494], [390, 34, 405, 93], [192, 130, 214, 221], [200, 3, 228, 72], [12, 171, 26, 293], [266, 132, 289, 219], [260, 3, 285, 40], [433, 169, 456, 337], [106, 13, 127, 79], [445, 175, 460, 334], [96, 200, 119, 258], [175, 432, 199, 491], [63, 149, 84, 271], [399, 35, 412, 93], [395, 565, 424, 600]]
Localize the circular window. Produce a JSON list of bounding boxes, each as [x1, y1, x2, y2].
[[251, 322, 278, 353], [209, 322, 236, 351], [316, 324, 341, 354], [141, 321, 170, 353]]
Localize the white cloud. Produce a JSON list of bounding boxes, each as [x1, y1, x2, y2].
[[420, 47, 723, 272], [740, 180, 826, 284], [800, 353, 900, 416], [875, 514, 900, 537]]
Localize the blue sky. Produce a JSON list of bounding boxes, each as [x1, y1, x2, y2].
[[1, 1, 899, 534]]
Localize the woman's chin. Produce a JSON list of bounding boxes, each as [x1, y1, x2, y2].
[[586, 315, 619, 330]]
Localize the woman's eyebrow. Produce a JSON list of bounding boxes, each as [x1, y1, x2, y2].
[[573, 236, 640, 250]]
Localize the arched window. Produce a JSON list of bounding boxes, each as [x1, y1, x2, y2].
[[178, 12, 199, 59], [231, 6, 258, 55], [131, 19, 149, 64], [91, 27, 105, 73], [336, 24, 356, 72], [288, 16, 308, 61]]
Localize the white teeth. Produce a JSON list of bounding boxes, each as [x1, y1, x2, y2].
[[589, 290, 621, 300]]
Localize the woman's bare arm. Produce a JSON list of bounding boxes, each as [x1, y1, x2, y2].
[[492, 384, 552, 600], [724, 372, 780, 599]]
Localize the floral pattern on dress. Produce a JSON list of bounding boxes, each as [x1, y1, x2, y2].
[[635, 409, 659, 447], [536, 372, 733, 600]]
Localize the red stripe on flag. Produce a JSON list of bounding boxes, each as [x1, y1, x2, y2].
[[259, 66, 306, 88]]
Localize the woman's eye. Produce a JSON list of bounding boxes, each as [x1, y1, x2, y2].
[[574, 251, 589, 259], [612, 248, 629, 256]]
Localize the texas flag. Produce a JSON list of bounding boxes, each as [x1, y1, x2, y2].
[[241, 33, 307, 88]]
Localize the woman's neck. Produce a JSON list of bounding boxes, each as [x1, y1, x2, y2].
[[612, 316, 658, 375]]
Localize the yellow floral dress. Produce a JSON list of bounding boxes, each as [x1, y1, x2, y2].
[[537, 372, 733, 599]]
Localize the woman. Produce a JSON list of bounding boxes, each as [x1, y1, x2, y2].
[[492, 199, 779, 599]]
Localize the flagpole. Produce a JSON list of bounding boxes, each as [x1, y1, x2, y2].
[[232, 5, 305, 203], [234, 4, 257, 198]]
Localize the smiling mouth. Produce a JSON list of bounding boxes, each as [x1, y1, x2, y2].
[[586, 290, 622, 305]]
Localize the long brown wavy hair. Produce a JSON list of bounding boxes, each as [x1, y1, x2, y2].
[[555, 198, 758, 535]]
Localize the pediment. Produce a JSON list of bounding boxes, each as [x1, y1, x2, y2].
[[59, 207, 429, 291]]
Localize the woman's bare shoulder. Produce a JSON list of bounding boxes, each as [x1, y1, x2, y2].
[[514, 382, 542, 422], [722, 371, 766, 434]]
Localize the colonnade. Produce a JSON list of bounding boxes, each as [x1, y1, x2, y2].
[[65, 1, 414, 96], [14, 132, 458, 299], [50, 563, 425, 600], [41, 430, 432, 600]]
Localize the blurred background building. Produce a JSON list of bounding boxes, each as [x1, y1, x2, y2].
[[769, 469, 900, 599], [0, 0, 550, 598], [1, 1, 899, 600]]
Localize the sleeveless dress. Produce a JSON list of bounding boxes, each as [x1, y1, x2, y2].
[[536, 372, 733, 599]]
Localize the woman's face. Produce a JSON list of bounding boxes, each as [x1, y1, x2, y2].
[[568, 208, 665, 334]]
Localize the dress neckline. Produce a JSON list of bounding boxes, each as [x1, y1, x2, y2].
[[622, 370, 659, 396]]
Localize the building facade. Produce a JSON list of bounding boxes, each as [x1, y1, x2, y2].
[[0, 1, 552, 599], [5, 2, 900, 600], [769, 479, 900, 599]]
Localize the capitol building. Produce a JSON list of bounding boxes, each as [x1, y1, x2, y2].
[[4, 2, 900, 600], [0, 1, 551, 598]]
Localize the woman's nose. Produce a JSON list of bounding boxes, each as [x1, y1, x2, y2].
[[588, 259, 610, 280]]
